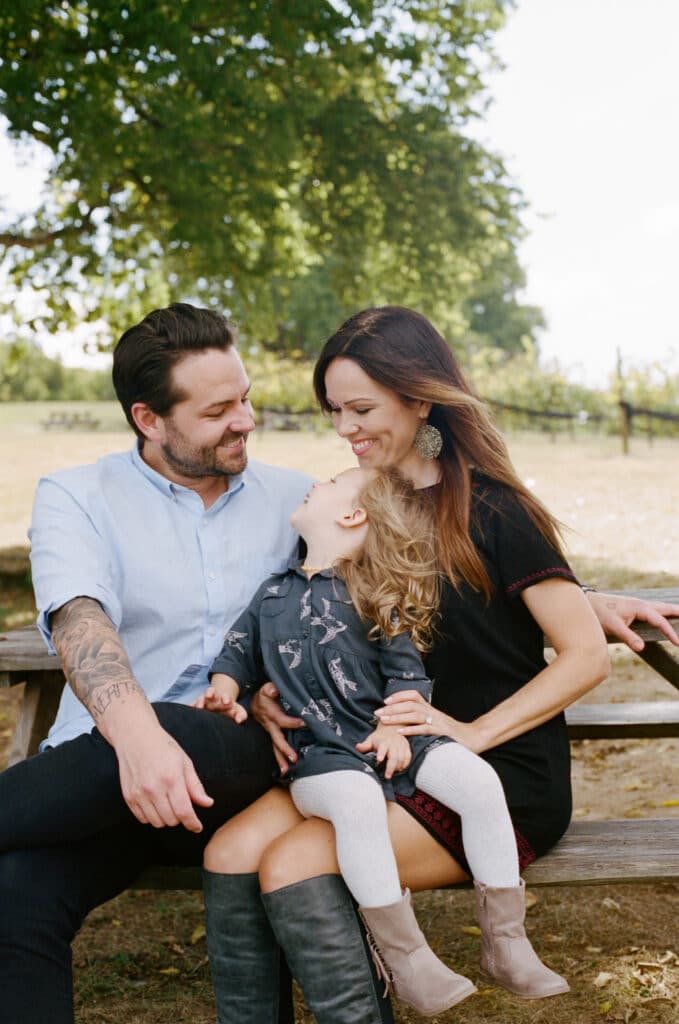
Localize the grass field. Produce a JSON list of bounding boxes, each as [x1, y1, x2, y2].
[[1, 404, 678, 1024]]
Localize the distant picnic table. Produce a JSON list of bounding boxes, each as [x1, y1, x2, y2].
[[40, 411, 100, 431]]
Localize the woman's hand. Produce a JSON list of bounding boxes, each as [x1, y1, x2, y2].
[[250, 682, 304, 775], [356, 724, 412, 778], [586, 592, 679, 652], [374, 690, 484, 753]]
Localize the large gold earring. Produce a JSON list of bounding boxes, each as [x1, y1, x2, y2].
[[413, 422, 443, 460]]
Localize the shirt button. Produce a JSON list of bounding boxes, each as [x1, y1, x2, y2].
[[208, 571, 216, 581], [207, 627, 216, 636]]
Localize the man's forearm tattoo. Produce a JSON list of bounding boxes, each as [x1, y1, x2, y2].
[[51, 598, 144, 718]]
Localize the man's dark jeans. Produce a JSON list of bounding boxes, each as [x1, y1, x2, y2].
[[0, 703, 393, 1024], [0, 703, 280, 1023]]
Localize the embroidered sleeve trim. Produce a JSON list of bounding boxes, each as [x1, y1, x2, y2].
[[506, 567, 577, 595]]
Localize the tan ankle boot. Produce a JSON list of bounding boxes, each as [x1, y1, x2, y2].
[[359, 889, 477, 1016], [474, 879, 570, 998]]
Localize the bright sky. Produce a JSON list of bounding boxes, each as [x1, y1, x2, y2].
[[1, 0, 678, 384], [479, 0, 679, 385]]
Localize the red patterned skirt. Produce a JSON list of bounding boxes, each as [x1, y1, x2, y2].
[[396, 789, 537, 876]]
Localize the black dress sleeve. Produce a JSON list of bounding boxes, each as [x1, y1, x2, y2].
[[475, 480, 578, 599]]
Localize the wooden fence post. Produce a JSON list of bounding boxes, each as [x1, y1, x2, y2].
[[619, 400, 631, 455]]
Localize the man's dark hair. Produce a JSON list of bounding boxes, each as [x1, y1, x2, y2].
[[113, 303, 236, 438]]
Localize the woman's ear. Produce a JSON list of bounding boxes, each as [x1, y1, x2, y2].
[[418, 400, 433, 420], [336, 506, 368, 529]]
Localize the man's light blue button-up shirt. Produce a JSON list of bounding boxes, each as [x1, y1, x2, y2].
[[29, 446, 313, 747]]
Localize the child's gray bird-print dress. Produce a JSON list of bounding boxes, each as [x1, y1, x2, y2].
[[210, 563, 450, 798]]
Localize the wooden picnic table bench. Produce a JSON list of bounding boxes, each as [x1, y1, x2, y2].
[[40, 410, 101, 431], [1, 587, 678, 890]]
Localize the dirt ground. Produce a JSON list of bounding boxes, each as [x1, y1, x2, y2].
[[0, 421, 677, 1023]]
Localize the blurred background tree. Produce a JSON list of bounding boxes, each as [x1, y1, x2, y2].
[[0, 0, 541, 355]]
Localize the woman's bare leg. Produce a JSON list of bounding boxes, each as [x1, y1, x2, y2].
[[258, 800, 470, 893], [203, 786, 304, 873]]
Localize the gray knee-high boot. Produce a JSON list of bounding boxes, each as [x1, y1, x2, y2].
[[262, 873, 393, 1024], [203, 870, 293, 1024]]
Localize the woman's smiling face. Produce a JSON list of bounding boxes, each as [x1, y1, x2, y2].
[[324, 357, 428, 471]]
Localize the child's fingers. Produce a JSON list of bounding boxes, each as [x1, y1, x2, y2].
[[228, 704, 248, 724]]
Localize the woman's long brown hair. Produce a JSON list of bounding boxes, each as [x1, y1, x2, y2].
[[314, 306, 565, 597]]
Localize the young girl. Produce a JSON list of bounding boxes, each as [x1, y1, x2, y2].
[[196, 466, 568, 1016]]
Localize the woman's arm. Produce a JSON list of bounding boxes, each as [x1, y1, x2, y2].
[[377, 578, 610, 754]]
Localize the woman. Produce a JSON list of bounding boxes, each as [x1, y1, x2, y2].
[[203, 306, 679, 1024]]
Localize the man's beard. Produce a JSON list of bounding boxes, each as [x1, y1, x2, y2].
[[161, 431, 248, 479]]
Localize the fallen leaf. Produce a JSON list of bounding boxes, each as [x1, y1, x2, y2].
[[158, 967, 181, 976], [587, 946, 604, 954], [593, 972, 614, 988], [525, 889, 539, 910], [659, 799, 679, 807], [602, 897, 621, 911], [599, 1000, 614, 1014], [460, 925, 481, 936], [190, 924, 206, 945]]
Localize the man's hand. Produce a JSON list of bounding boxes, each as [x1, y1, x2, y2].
[[192, 686, 248, 724], [250, 682, 304, 775], [356, 724, 412, 779], [587, 592, 679, 652], [115, 718, 214, 832], [51, 597, 212, 832]]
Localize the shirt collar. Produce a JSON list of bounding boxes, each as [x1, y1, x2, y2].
[[130, 444, 246, 504]]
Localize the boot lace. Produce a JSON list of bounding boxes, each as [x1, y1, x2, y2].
[[359, 916, 393, 998]]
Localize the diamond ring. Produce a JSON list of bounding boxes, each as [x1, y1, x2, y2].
[[425, 715, 433, 725]]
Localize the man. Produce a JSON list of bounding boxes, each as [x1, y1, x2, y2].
[[0, 304, 320, 1023]]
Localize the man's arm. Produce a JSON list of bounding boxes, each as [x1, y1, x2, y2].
[[51, 597, 213, 832]]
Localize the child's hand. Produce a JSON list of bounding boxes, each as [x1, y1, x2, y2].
[[192, 687, 248, 724], [356, 725, 412, 779]]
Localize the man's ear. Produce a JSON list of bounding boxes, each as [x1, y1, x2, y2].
[[131, 402, 163, 442], [336, 506, 368, 529]]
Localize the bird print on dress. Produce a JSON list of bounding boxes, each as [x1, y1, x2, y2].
[[223, 630, 247, 654], [311, 598, 348, 645], [328, 655, 358, 699], [300, 696, 343, 736], [300, 587, 311, 621], [278, 638, 303, 669]]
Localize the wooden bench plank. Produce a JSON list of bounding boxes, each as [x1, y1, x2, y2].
[[523, 818, 679, 886], [565, 700, 679, 738], [132, 819, 679, 891]]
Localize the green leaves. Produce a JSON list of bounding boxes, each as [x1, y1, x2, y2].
[[0, 1, 532, 350]]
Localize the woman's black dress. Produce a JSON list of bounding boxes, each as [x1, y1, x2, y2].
[[397, 475, 578, 871]]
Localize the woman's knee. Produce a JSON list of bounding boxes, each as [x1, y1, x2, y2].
[[204, 788, 304, 874], [259, 819, 340, 893], [204, 815, 263, 873]]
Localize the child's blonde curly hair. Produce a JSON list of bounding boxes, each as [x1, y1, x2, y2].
[[337, 468, 440, 652]]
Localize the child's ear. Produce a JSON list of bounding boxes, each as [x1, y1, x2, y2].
[[336, 506, 368, 529]]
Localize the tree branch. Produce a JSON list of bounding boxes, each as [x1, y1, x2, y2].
[[0, 209, 95, 250]]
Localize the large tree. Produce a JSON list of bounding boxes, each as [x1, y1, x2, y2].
[[0, 0, 534, 351]]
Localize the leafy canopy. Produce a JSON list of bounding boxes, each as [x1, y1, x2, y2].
[[0, 0, 536, 353]]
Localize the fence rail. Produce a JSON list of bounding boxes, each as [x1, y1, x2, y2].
[[256, 398, 679, 454]]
